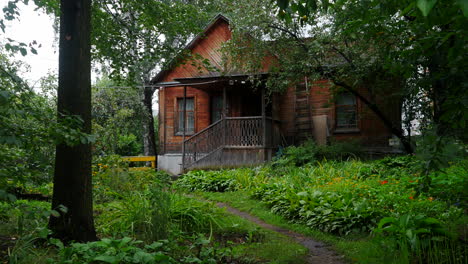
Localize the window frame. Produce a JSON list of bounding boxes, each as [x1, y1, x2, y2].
[[334, 92, 359, 132], [175, 97, 195, 136]]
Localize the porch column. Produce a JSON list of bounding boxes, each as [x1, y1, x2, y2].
[[181, 85, 187, 170], [262, 88, 267, 150], [223, 86, 227, 146]]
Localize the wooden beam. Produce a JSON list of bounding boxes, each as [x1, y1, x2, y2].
[[223, 86, 227, 147], [121, 156, 156, 162], [182, 85, 187, 171], [262, 88, 266, 149]]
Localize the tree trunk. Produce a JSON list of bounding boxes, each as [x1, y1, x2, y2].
[[142, 86, 157, 157], [49, 0, 96, 242]]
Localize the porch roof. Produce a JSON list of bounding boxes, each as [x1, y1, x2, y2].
[[155, 73, 268, 92]]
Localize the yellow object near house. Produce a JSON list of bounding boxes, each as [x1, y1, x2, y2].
[[121, 156, 157, 171]]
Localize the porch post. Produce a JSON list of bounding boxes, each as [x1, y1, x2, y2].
[[223, 86, 227, 146], [262, 88, 267, 149], [181, 85, 187, 171]]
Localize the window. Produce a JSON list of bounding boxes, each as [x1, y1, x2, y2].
[[335, 93, 357, 129], [176, 97, 194, 135]]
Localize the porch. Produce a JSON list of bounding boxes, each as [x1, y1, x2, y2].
[[157, 74, 281, 173], [183, 116, 281, 170]]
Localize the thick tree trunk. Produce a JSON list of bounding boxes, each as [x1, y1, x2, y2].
[[142, 86, 157, 157], [49, 0, 96, 242]]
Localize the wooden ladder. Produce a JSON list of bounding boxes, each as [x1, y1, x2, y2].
[[294, 80, 314, 145]]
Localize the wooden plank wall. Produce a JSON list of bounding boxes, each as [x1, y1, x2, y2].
[[278, 80, 398, 147], [158, 16, 401, 153], [158, 19, 232, 154], [159, 86, 210, 153], [160, 19, 231, 82]]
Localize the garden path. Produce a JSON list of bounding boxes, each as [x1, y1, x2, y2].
[[216, 202, 346, 264]]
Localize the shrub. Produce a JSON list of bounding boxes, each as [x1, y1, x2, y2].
[[429, 159, 468, 204], [116, 134, 142, 156], [169, 194, 225, 234], [96, 184, 171, 242], [92, 155, 171, 203], [175, 170, 238, 192], [373, 214, 466, 263], [273, 139, 363, 166], [53, 237, 174, 264]]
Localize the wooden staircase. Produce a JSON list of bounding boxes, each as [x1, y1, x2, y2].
[[294, 83, 314, 144], [182, 116, 281, 171]]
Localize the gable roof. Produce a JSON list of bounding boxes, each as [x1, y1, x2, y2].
[[150, 14, 230, 85]]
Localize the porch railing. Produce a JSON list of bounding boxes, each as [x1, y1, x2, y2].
[[182, 116, 281, 170], [183, 118, 226, 167]]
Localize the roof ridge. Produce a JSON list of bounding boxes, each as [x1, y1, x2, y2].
[[150, 14, 230, 85]]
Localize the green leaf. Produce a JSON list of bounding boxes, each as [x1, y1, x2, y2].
[[377, 217, 396, 229], [458, 0, 468, 17], [50, 210, 60, 217], [93, 255, 119, 263], [306, 0, 317, 12], [19, 47, 27, 56], [416, 0, 437, 16], [277, 0, 290, 10]]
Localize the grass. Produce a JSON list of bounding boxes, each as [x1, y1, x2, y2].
[[198, 190, 415, 264], [0, 200, 55, 264], [216, 207, 308, 263]]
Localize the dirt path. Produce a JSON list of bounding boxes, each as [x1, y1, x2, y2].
[[216, 202, 346, 264]]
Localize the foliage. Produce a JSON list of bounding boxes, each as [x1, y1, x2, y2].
[[96, 188, 171, 242], [373, 214, 466, 264], [415, 128, 467, 192], [175, 170, 239, 192], [169, 194, 226, 235], [53, 237, 174, 264], [91, 0, 212, 83], [92, 76, 145, 156], [0, 52, 93, 199], [92, 155, 170, 203], [427, 159, 468, 205], [273, 139, 363, 166], [0, 199, 64, 264], [273, 0, 468, 139], [375, 214, 450, 249], [176, 157, 465, 239]]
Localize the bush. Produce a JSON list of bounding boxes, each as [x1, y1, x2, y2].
[[53, 237, 174, 264], [175, 170, 238, 192], [92, 155, 171, 203], [429, 159, 468, 204], [116, 134, 142, 156], [273, 139, 363, 166], [176, 158, 463, 237]]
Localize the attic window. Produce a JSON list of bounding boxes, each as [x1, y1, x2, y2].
[[176, 97, 194, 135], [335, 92, 357, 129]]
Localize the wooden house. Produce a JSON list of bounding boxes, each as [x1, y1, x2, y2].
[[151, 14, 401, 175]]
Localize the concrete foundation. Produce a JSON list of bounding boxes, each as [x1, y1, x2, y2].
[[158, 154, 183, 175]]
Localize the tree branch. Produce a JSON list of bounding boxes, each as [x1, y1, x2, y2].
[[267, 23, 309, 52], [331, 46, 355, 68], [331, 78, 413, 153]]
